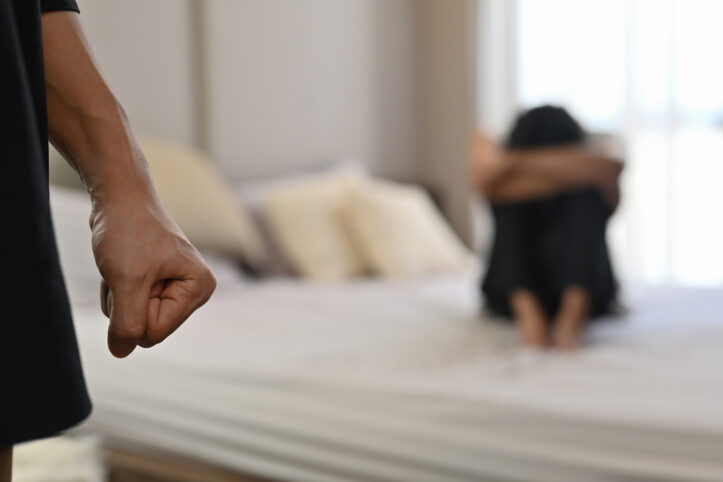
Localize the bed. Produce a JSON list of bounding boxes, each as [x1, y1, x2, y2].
[[50, 185, 723, 482], [62, 265, 723, 482]]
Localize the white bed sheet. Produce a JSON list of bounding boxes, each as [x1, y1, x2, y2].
[[70, 267, 723, 482]]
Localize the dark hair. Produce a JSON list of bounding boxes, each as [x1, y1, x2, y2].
[[505, 105, 586, 149]]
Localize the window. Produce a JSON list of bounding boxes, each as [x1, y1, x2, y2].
[[480, 0, 723, 286]]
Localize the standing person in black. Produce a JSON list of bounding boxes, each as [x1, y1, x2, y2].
[[1, 1, 217, 477], [470, 106, 621, 350]]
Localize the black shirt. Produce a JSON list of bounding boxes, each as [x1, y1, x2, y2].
[[1, 0, 91, 446]]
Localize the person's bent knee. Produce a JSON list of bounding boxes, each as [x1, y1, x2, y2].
[[562, 187, 605, 207], [558, 187, 610, 225]]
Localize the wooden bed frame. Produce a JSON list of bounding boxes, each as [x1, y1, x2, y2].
[[105, 446, 275, 482]]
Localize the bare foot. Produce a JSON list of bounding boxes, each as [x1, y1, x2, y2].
[[552, 319, 582, 350], [519, 315, 549, 348], [510, 289, 549, 348], [552, 287, 591, 350]]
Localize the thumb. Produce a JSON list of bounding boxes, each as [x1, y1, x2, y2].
[[146, 278, 206, 346], [107, 282, 151, 358]]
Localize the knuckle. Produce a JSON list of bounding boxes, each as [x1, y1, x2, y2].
[[189, 264, 216, 304], [204, 270, 217, 296], [197, 273, 216, 305]]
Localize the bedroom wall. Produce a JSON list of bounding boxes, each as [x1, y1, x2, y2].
[[202, 0, 420, 182], [77, 0, 199, 146], [73, 0, 421, 183]]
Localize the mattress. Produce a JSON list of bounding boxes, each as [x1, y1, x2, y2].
[[67, 261, 723, 482]]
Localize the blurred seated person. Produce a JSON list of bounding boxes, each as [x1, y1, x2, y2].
[[470, 106, 622, 349]]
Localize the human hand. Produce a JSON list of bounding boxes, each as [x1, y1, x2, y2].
[[90, 190, 216, 358]]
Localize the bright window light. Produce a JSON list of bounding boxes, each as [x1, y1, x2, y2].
[[513, 0, 723, 286]]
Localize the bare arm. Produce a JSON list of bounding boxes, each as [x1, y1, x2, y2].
[[43, 12, 216, 358], [470, 134, 623, 207]]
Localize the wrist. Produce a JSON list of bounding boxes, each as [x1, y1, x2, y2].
[[81, 138, 157, 206], [87, 163, 155, 204]]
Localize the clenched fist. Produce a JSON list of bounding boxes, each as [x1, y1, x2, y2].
[[90, 191, 216, 358]]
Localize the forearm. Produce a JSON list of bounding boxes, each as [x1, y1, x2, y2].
[[513, 147, 623, 188], [484, 169, 567, 202], [42, 12, 154, 202], [485, 148, 622, 202]]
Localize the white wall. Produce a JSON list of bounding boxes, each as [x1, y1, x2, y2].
[[78, 0, 199, 146], [76, 0, 420, 183], [203, 0, 420, 181]]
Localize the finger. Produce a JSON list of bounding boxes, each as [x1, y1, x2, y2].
[[137, 280, 165, 349], [107, 281, 152, 358], [144, 278, 209, 346], [100, 280, 110, 318]]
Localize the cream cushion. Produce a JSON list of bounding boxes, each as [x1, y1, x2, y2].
[[264, 171, 365, 281], [343, 180, 470, 278], [139, 138, 266, 267]]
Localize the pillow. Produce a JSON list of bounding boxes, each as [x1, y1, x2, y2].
[[343, 180, 471, 278], [234, 161, 366, 277], [246, 209, 298, 277], [139, 138, 267, 268], [263, 170, 366, 281]]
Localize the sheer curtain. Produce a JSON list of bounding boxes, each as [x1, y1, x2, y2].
[[479, 0, 723, 286]]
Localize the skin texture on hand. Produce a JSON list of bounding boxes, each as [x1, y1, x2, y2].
[[91, 191, 216, 358]]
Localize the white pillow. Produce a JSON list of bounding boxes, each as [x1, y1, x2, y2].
[[233, 162, 367, 277], [263, 170, 366, 281], [139, 138, 267, 268], [343, 180, 470, 278]]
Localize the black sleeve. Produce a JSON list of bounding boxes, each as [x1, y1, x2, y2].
[[40, 0, 80, 13]]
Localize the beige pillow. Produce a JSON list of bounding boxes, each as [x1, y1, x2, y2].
[[264, 171, 365, 281], [343, 180, 470, 278], [139, 138, 266, 267]]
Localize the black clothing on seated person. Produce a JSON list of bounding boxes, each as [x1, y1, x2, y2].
[[481, 187, 618, 319]]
